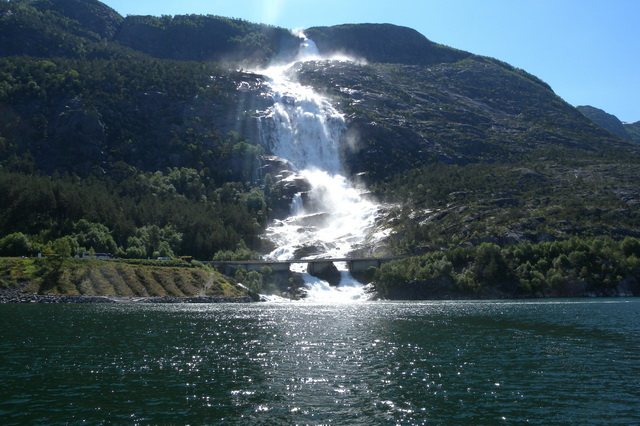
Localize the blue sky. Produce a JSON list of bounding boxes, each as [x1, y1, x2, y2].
[[102, 0, 639, 123]]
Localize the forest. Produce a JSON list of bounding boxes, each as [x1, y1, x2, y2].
[[0, 167, 272, 259], [373, 236, 640, 299]]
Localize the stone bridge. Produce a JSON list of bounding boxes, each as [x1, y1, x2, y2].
[[206, 257, 400, 277]]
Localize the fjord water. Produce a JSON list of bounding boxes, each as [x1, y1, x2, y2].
[[257, 39, 380, 300], [2, 300, 639, 424]]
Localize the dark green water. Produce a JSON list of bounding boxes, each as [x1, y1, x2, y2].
[[1, 299, 639, 424]]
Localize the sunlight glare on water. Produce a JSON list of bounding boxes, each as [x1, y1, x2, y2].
[[1, 300, 639, 424]]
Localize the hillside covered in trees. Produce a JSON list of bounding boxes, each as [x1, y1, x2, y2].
[[1, 0, 640, 298]]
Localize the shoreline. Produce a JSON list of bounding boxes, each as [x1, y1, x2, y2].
[[1, 293, 637, 304], [0, 294, 254, 304]]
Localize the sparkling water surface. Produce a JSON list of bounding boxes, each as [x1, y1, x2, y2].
[[1, 299, 639, 424]]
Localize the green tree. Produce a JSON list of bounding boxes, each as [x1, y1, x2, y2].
[[453, 267, 479, 293], [123, 236, 146, 259], [73, 219, 118, 254], [474, 243, 508, 282], [245, 270, 263, 293], [0, 232, 33, 256], [157, 240, 174, 258], [621, 237, 640, 257], [52, 236, 77, 257]]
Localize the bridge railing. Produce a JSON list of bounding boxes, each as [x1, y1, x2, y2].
[[204, 257, 405, 275]]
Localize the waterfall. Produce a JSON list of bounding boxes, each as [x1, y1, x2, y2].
[[257, 38, 379, 301]]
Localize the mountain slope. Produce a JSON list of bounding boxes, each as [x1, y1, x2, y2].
[[577, 105, 640, 144], [0, 0, 639, 267], [33, 0, 123, 39], [115, 14, 301, 64], [626, 121, 640, 143], [293, 58, 631, 179], [0, 0, 104, 57], [287, 59, 640, 251]]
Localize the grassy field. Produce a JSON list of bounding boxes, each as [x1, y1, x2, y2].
[[0, 257, 248, 298]]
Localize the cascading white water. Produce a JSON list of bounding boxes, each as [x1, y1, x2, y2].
[[258, 38, 379, 302]]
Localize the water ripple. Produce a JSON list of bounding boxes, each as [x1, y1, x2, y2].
[[0, 300, 639, 424]]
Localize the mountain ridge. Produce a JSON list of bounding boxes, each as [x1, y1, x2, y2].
[[577, 105, 640, 143], [305, 23, 471, 66]]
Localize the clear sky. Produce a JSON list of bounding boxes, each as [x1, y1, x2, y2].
[[101, 0, 639, 123]]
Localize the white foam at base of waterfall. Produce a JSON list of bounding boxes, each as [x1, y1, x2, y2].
[[303, 269, 375, 303], [265, 169, 379, 260]]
